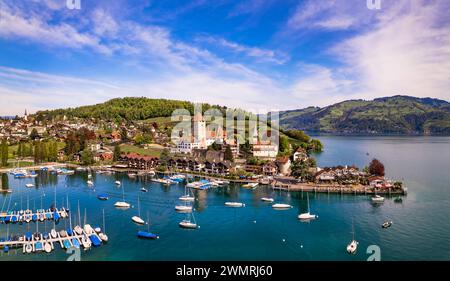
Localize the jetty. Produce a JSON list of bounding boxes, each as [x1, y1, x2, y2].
[[0, 208, 69, 224], [0, 227, 106, 254]]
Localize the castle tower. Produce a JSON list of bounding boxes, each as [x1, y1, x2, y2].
[[193, 112, 207, 148]]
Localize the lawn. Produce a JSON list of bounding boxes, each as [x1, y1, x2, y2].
[[120, 144, 164, 157]]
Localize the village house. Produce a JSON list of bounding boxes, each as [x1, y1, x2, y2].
[[119, 153, 159, 170], [262, 161, 278, 176], [293, 147, 308, 162], [276, 156, 291, 176], [252, 141, 278, 159]]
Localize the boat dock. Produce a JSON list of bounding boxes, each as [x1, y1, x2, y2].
[[0, 208, 69, 224], [0, 227, 106, 253]]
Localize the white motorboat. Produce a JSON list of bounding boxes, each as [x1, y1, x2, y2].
[[115, 181, 121, 185], [99, 233, 108, 242], [94, 227, 102, 233], [298, 193, 317, 220], [25, 243, 33, 254], [225, 202, 245, 207], [371, 195, 385, 203], [25, 183, 35, 188], [261, 197, 274, 202], [81, 235, 91, 249], [83, 224, 94, 235], [74, 225, 83, 235], [50, 229, 57, 238], [382, 220, 393, 229], [175, 205, 193, 212], [87, 180, 94, 186], [140, 187, 148, 192], [272, 203, 292, 209]]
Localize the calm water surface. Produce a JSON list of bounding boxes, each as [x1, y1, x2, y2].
[[1, 136, 449, 261]]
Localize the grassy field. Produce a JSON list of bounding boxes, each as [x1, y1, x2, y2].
[[120, 144, 164, 157]]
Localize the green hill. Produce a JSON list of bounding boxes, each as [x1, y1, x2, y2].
[[279, 95, 450, 135]]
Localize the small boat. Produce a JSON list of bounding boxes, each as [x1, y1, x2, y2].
[[63, 239, 72, 249], [99, 233, 108, 242], [74, 225, 83, 235], [87, 180, 94, 186], [225, 202, 245, 208], [179, 220, 198, 229], [272, 203, 292, 209], [32, 214, 38, 222], [394, 197, 403, 203], [137, 230, 159, 239], [59, 230, 67, 238], [94, 227, 101, 233], [44, 242, 52, 253], [97, 194, 109, 201], [382, 220, 393, 229], [298, 193, 317, 220], [25, 183, 35, 188], [175, 205, 193, 212], [3, 246, 9, 253], [83, 224, 94, 235], [179, 195, 195, 202], [131, 196, 145, 224], [25, 243, 33, 253], [243, 182, 259, 189], [89, 235, 102, 247], [115, 181, 121, 185], [35, 241, 43, 252], [347, 219, 358, 254], [114, 201, 131, 208], [371, 195, 385, 203], [140, 187, 148, 192], [71, 238, 80, 249], [81, 235, 91, 249], [50, 229, 57, 238], [261, 197, 274, 202], [347, 240, 358, 254]]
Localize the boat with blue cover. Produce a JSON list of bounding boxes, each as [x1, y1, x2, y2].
[[97, 194, 109, 201], [32, 214, 37, 222], [137, 231, 159, 239], [35, 241, 43, 251], [89, 235, 102, 247], [71, 238, 80, 249], [63, 239, 72, 249]]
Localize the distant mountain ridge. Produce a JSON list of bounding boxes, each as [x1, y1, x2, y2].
[[279, 95, 450, 135]]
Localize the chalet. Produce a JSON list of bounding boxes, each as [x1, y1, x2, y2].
[[119, 153, 159, 170], [293, 147, 308, 162]]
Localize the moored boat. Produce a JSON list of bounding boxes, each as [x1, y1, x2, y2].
[[225, 202, 245, 207], [272, 203, 292, 209]]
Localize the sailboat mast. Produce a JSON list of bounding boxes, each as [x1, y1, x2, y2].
[[138, 196, 141, 217], [77, 200, 81, 226], [102, 209, 106, 234]]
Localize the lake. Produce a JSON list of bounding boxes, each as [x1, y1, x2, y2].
[[1, 136, 449, 261]]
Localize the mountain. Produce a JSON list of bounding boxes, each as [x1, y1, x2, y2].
[[279, 95, 450, 135]]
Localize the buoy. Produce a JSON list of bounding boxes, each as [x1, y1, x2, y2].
[[282, 239, 286, 242]]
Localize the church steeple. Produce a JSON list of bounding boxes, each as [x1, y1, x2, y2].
[[24, 109, 28, 121]]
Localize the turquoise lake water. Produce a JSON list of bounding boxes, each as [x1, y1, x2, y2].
[[0, 136, 449, 261]]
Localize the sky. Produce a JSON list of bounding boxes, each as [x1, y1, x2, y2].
[[0, 0, 449, 115]]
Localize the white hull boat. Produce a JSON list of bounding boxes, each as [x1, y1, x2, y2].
[[132, 216, 145, 225], [179, 220, 197, 229], [272, 203, 292, 209], [25, 184, 35, 188], [298, 212, 317, 220], [50, 229, 57, 238], [115, 181, 121, 185], [114, 201, 131, 208], [261, 197, 274, 202], [179, 195, 195, 202], [347, 240, 358, 254], [175, 205, 193, 212], [371, 195, 385, 203], [225, 202, 245, 207]]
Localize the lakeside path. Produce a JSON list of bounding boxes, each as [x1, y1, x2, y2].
[[0, 162, 68, 173]]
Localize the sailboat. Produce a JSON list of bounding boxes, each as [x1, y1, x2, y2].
[[50, 186, 58, 238], [137, 211, 159, 239], [179, 185, 195, 202], [346, 219, 359, 254], [98, 209, 109, 242], [114, 183, 130, 208], [298, 193, 317, 220], [131, 196, 145, 224], [179, 210, 198, 229], [225, 202, 245, 207]]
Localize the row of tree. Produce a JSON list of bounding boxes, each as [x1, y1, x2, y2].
[[0, 139, 8, 167], [33, 141, 59, 164]]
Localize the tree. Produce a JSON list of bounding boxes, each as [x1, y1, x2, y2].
[[1, 139, 8, 167], [17, 142, 23, 158], [29, 128, 39, 140], [134, 134, 145, 145], [208, 142, 222, 151], [291, 158, 316, 182], [1, 173, 9, 190], [369, 158, 385, 176], [159, 148, 170, 166], [309, 139, 323, 152], [80, 149, 95, 165], [284, 129, 310, 143], [278, 136, 290, 155], [224, 145, 234, 162], [113, 145, 121, 162]]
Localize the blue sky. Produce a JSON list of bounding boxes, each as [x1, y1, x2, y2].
[[0, 0, 449, 115]]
